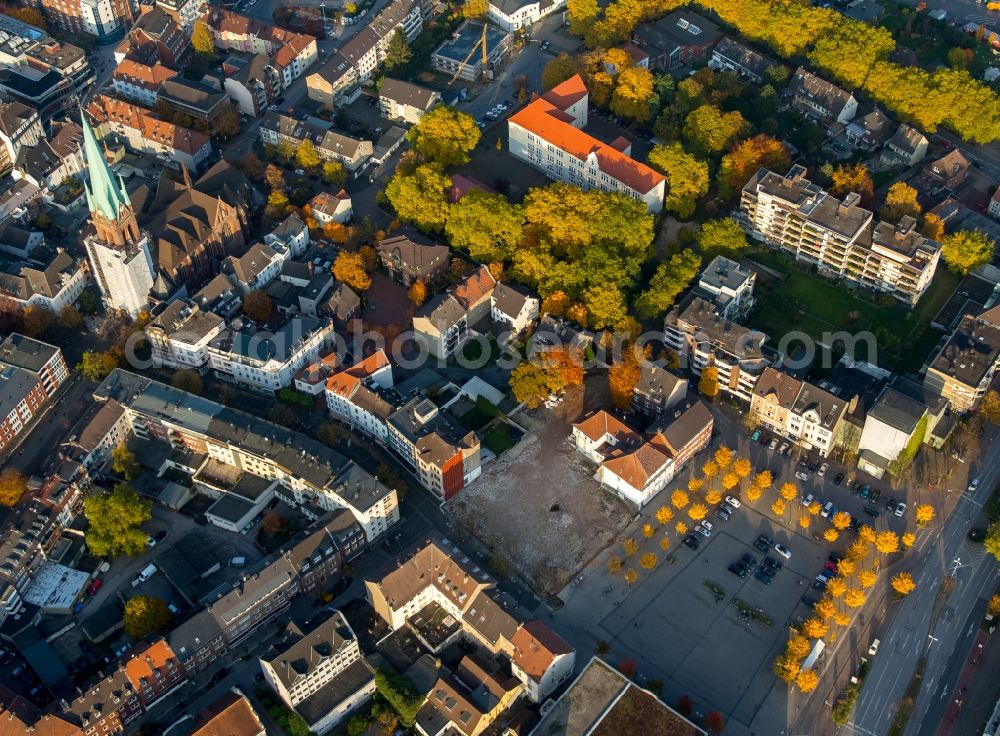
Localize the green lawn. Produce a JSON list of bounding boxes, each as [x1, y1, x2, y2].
[[747, 250, 955, 372], [484, 424, 518, 455]]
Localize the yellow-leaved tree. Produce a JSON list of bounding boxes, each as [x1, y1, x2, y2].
[[891, 572, 916, 596], [672, 490, 690, 509]]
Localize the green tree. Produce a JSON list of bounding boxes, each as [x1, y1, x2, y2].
[[567, 0, 600, 35], [78, 350, 119, 381], [635, 249, 701, 319], [407, 106, 480, 167], [266, 189, 291, 218], [647, 143, 709, 218], [583, 284, 628, 329], [111, 443, 139, 480], [683, 105, 748, 156], [385, 165, 452, 231], [170, 369, 203, 394], [322, 160, 346, 187], [374, 669, 423, 727], [123, 595, 172, 639], [986, 520, 1000, 562], [384, 28, 412, 70], [940, 230, 995, 275], [0, 468, 26, 507], [296, 138, 322, 170], [542, 53, 581, 91], [333, 251, 373, 292], [610, 66, 656, 122], [829, 163, 875, 208], [446, 191, 524, 263], [84, 484, 152, 558], [191, 20, 216, 61], [59, 304, 83, 329], [698, 218, 749, 260]]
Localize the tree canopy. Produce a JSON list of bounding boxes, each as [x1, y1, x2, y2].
[[683, 105, 748, 156], [0, 468, 26, 507], [647, 143, 709, 218], [111, 443, 139, 480], [384, 29, 412, 70], [717, 135, 790, 199], [78, 351, 119, 381], [386, 165, 452, 232], [124, 595, 172, 639], [881, 182, 921, 223], [697, 219, 749, 261], [84, 484, 152, 558], [940, 230, 995, 275], [509, 349, 584, 408], [635, 249, 701, 319], [407, 106, 480, 167], [333, 252, 373, 292], [446, 192, 525, 263]]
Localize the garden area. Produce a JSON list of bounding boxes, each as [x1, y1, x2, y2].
[[746, 249, 958, 373]]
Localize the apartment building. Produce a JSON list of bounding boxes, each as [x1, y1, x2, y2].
[[0, 250, 87, 313], [924, 305, 1000, 413], [741, 166, 941, 305], [508, 75, 665, 213], [0, 22, 93, 120], [0, 334, 69, 453], [388, 397, 482, 501], [306, 0, 422, 106], [749, 367, 850, 458], [664, 296, 770, 403], [633, 10, 722, 70], [631, 363, 688, 420], [207, 317, 334, 392], [260, 610, 375, 734], [222, 242, 287, 295], [693, 254, 756, 321], [154, 0, 204, 30], [111, 59, 177, 107], [487, 0, 567, 31], [0, 100, 44, 175], [376, 229, 450, 286], [365, 536, 574, 702], [431, 21, 513, 81], [418, 656, 523, 736], [191, 690, 266, 736], [206, 8, 318, 89], [324, 350, 395, 441], [378, 78, 440, 124], [86, 93, 213, 172], [708, 37, 774, 83], [94, 369, 400, 541], [259, 112, 373, 172], [786, 67, 858, 125], [880, 124, 928, 168], [146, 300, 225, 370], [41, 0, 135, 41]]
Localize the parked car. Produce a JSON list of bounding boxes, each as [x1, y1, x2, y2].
[[11, 664, 25, 677], [868, 638, 881, 656], [764, 556, 783, 571], [860, 485, 871, 499], [821, 501, 834, 518], [742, 553, 758, 569], [729, 562, 748, 577], [724, 496, 741, 509], [808, 460, 819, 473], [850, 482, 862, 495], [208, 667, 230, 686], [795, 470, 809, 482], [694, 523, 712, 538], [895, 501, 907, 517], [541, 40, 550, 50], [863, 505, 880, 518], [769, 438, 778, 450], [802, 596, 817, 609], [870, 488, 881, 502], [969, 478, 980, 492], [683, 534, 700, 550], [818, 463, 829, 477], [754, 568, 773, 585], [801, 493, 815, 507], [778, 442, 789, 454], [885, 497, 898, 512], [715, 506, 732, 521], [754, 535, 774, 553], [145, 535, 156, 547], [774, 544, 792, 559], [154, 530, 168, 542], [751, 429, 762, 442], [833, 472, 844, 486]]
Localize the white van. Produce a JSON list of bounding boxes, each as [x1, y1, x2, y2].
[[131, 564, 158, 587]]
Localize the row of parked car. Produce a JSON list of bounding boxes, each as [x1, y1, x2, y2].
[[682, 495, 745, 550]]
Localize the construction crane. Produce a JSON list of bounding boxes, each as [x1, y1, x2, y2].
[[448, 22, 490, 84]]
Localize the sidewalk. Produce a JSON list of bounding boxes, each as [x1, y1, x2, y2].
[[936, 630, 995, 735]]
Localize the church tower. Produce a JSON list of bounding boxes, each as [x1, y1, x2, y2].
[[81, 110, 156, 316]]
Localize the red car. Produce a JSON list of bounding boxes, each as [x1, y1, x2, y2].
[[87, 579, 102, 596], [823, 562, 838, 573]]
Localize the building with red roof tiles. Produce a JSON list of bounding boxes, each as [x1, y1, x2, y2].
[[117, 6, 191, 68], [86, 93, 213, 172], [111, 59, 177, 107], [324, 350, 395, 440], [571, 410, 642, 463], [507, 75, 665, 213], [510, 620, 575, 702], [191, 690, 265, 736], [122, 640, 187, 707], [452, 265, 496, 322]]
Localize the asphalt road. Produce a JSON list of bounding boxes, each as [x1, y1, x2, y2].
[[850, 436, 999, 735]]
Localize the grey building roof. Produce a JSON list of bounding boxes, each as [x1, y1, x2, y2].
[[926, 311, 1000, 393], [490, 282, 532, 320], [792, 381, 846, 430], [711, 37, 772, 78], [0, 333, 60, 374], [379, 78, 438, 111], [223, 242, 278, 286], [260, 112, 370, 161], [167, 608, 224, 661], [787, 66, 855, 119], [206, 494, 255, 523], [294, 658, 375, 726], [159, 78, 229, 116], [377, 229, 450, 277], [698, 255, 752, 293], [263, 610, 357, 690], [868, 387, 927, 434], [416, 293, 467, 332]]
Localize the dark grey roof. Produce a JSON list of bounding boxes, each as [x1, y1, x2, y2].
[[868, 387, 926, 434], [379, 78, 438, 110], [263, 610, 358, 690], [787, 66, 855, 117], [490, 282, 532, 319], [294, 658, 375, 726]]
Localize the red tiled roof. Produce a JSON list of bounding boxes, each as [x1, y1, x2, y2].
[[295, 351, 341, 385], [511, 620, 573, 681], [509, 75, 664, 196], [86, 94, 210, 156], [123, 640, 179, 690], [112, 59, 177, 90], [325, 349, 389, 396], [309, 188, 350, 215], [452, 265, 495, 308], [573, 410, 641, 444]]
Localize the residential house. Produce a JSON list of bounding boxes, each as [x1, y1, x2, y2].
[[377, 229, 450, 286], [155, 0, 205, 30], [880, 123, 929, 168], [431, 22, 513, 82], [190, 690, 266, 736], [663, 296, 769, 403], [207, 317, 334, 392], [0, 100, 43, 175], [571, 410, 642, 464], [842, 106, 895, 151], [324, 349, 395, 441], [320, 283, 361, 328], [0, 223, 43, 258], [309, 189, 353, 225], [417, 657, 522, 736], [531, 657, 707, 735], [631, 363, 687, 420], [693, 254, 755, 321], [94, 369, 401, 542], [223, 53, 281, 117], [0, 250, 87, 313], [633, 10, 722, 70], [111, 59, 177, 107], [924, 305, 1000, 412], [14, 121, 85, 192], [117, 6, 191, 67], [40, 0, 134, 42], [750, 367, 852, 457], [708, 37, 774, 82], [260, 611, 375, 735], [509, 621, 575, 702], [487, 0, 567, 32], [786, 67, 858, 125], [915, 149, 970, 193], [86, 93, 213, 172], [387, 397, 481, 500], [204, 9, 318, 89], [299, 273, 334, 317], [413, 295, 469, 360], [379, 78, 440, 124], [265, 212, 310, 258], [306, 0, 422, 107], [222, 242, 285, 295], [508, 75, 666, 213], [259, 112, 373, 172], [0, 334, 69, 453], [740, 166, 941, 305], [490, 282, 539, 335], [989, 186, 1000, 220], [194, 273, 243, 320], [857, 386, 930, 478]]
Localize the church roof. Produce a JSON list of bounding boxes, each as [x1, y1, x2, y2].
[[80, 109, 132, 222]]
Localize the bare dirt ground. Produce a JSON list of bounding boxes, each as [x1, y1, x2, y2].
[[448, 375, 634, 596]]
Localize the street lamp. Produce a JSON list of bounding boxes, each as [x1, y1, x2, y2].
[[319, 2, 326, 27]]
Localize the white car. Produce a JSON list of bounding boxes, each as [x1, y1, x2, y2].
[[701, 520, 714, 532], [795, 470, 809, 482], [768, 438, 778, 450], [724, 496, 741, 509], [778, 442, 789, 454], [818, 462, 829, 477], [694, 523, 712, 538], [145, 536, 156, 548], [968, 478, 980, 492], [868, 638, 880, 656], [774, 543, 791, 559]]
